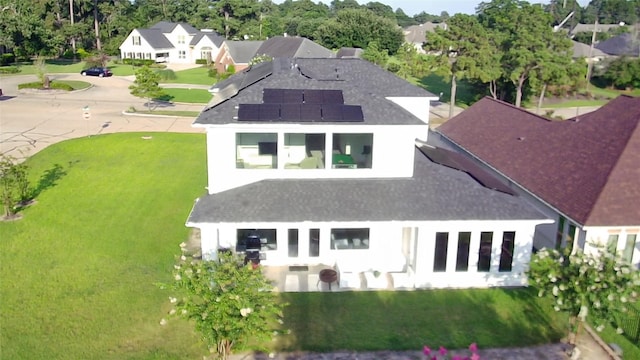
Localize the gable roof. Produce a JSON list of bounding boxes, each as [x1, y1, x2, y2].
[[187, 147, 545, 224], [570, 23, 621, 35], [571, 40, 607, 58], [137, 28, 174, 49], [195, 58, 437, 126], [190, 31, 225, 47], [336, 47, 363, 58], [595, 33, 640, 57], [224, 40, 264, 63], [437, 96, 640, 227], [254, 37, 334, 58], [150, 21, 198, 34]]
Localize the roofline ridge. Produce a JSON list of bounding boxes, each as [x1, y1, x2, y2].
[[481, 96, 553, 122]]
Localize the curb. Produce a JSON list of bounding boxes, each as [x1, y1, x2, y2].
[[121, 110, 196, 118]]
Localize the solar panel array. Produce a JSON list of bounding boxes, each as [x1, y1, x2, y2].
[[237, 88, 363, 122]]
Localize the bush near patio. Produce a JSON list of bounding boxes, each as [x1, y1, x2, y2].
[[1, 133, 573, 359]]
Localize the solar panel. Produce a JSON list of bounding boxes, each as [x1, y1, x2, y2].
[[341, 105, 364, 122], [321, 105, 342, 121], [262, 88, 283, 103], [237, 104, 261, 121], [283, 89, 304, 103], [323, 90, 344, 104], [280, 104, 301, 121], [260, 104, 281, 121], [300, 104, 321, 121], [303, 90, 324, 104]]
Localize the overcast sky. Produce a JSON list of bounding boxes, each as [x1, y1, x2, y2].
[[273, 1, 591, 16]]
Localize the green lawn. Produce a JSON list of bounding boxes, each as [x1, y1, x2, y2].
[[0, 133, 571, 358], [160, 88, 212, 104], [162, 66, 216, 85]]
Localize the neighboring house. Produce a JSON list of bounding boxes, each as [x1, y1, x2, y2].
[[596, 32, 640, 57], [571, 40, 608, 62], [403, 22, 447, 53], [119, 21, 225, 64], [436, 96, 640, 267], [253, 36, 334, 59], [185, 57, 551, 290], [214, 40, 264, 73], [336, 47, 363, 59]]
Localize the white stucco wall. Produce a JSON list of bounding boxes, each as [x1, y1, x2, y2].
[[583, 226, 640, 267]]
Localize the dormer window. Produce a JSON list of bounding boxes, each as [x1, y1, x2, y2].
[[132, 36, 141, 45], [178, 35, 186, 44]]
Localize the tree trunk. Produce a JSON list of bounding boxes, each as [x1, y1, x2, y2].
[[93, 0, 101, 51], [515, 75, 526, 108], [69, 0, 76, 53], [224, 10, 230, 39], [536, 83, 547, 115], [449, 73, 457, 119], [489, 81, 497, 99]]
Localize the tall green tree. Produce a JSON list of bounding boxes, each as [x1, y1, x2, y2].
[[479, 0, 574, 107], [129, 66, 167, 112], [425, 14, 500, 117], [162, 249, 286, 360], [315, 8, 403, 54]]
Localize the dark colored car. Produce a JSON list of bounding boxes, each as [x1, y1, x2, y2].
[[80, 67, 112, 77]]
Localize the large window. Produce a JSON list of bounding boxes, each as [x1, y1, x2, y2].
[[607, 234, 619, 255], [332, 133, 373, 169], [288, 229, 298, 257], [284, 133, 325, 169], [555, 216, 565, 249], [236, 229, 277, 251], [433, 232, 448, 272], [309, 229, 320, 257], [478, 232, 493, 272], [236, 133, 278, 169], [330, 229, 369, 249], [499, 231, 515, 272], [456, 232, 471, 271], [623, 234, 637, 263]]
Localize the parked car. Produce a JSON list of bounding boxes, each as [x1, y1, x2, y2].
[[80, 67, 112, 77]]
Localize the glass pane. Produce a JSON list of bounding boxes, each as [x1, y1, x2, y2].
[[499, 231, 515, 272], [433, 232, 448, 272], [309, 229, 320, 257], [236, 229, 276, 251], [330, 229, 370, 249], [284, 133, 325, 169], [478, 232, 493, 272], [236, 133, 278, 169], [607, 234, 619, 255], [456, 232, 471, 272], [332, 133, 373, 169], [288, 229, 299, 257], [623, 234, 637, 263]]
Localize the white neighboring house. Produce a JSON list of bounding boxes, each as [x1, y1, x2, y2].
[[436, 96, 640, 268], [403, 22, 447, 54], [119, 21, 225, 64], [185, 57, 551, 290]]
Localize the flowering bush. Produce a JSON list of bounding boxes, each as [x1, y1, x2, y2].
[[422, 343, 479, 360], [527, 245, 640, 342]]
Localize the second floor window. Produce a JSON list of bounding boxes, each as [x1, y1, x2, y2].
[[132, 36, 141, 45], [178, 35, 186, 44]]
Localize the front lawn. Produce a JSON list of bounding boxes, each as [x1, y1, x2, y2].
[[162, 66, 216, 85], [159, 88, 212, 103], [0, 133, 568, 359]]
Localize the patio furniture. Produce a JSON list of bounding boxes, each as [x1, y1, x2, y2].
[[319, 268, 338, 290], [332, 154, 357, 168], [364, 270, 388, 289]]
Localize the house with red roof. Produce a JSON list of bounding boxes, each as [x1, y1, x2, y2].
[[436, 95, 640, 266]]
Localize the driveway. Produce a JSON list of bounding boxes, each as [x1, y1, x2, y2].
[[0, 74, 205, 159]]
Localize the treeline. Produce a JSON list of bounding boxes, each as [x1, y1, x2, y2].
[[1, 0, 638, 61]]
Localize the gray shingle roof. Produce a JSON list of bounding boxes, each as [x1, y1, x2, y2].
[[150, 21, 198, 34], [225, 40, 264, 63], [571, 40, 607, 58], [138, 29, 174, 49], [595, 33, 640, 57], [190, 32, 225, 47], [255, 37, 334, 58], [336, 47, 363, 58], [195, 58, 437, 126], [187, 147, 545, 224]]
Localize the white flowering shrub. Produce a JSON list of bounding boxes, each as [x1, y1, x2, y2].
[[160, 245, 286, 360], [527, 245, 640, 343]]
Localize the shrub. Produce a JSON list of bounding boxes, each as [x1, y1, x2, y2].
[[123, 58, 155, 66], [387, 62, 401, 73], [17, 81, 73, 91], [155, 69, 177, 81], [1, 53, 15, 66], [195, 59, 208, 65], [0, 66, 21, 74], [76, 48, 90, 59]]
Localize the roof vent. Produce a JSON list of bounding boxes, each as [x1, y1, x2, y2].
[[517, 137, 525, 141]]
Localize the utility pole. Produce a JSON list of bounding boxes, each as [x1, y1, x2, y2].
[[585, 19, 598, 93], [69, 0, 76, 54]]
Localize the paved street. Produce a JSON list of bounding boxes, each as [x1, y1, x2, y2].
[[0, 73, 204, 159]]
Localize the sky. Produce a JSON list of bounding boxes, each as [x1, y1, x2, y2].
[[274, 1, 591, 16]]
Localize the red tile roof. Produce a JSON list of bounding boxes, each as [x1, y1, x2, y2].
[[437, 96, 640, 226]]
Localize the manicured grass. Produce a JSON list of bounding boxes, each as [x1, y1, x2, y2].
[[160, 88, 212, 103], [1, 133, 570, 359], [541, 99, 609, 108], [162, 66, 216, 85], [417, 74, 482, 107], [278, 289, 567, 352], [0, 133, 208, 359], [132, 110, 201, 117]]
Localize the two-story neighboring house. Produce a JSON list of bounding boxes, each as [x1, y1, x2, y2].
[[119, 21, 225, 64], [436, 96, 640, 267], [185, 58, 550, 290]]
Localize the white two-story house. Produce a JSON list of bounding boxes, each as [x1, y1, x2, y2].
[[186, 58, 550, 290]]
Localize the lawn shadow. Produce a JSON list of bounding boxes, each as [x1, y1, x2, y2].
[[31, 163, 67, 198]]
